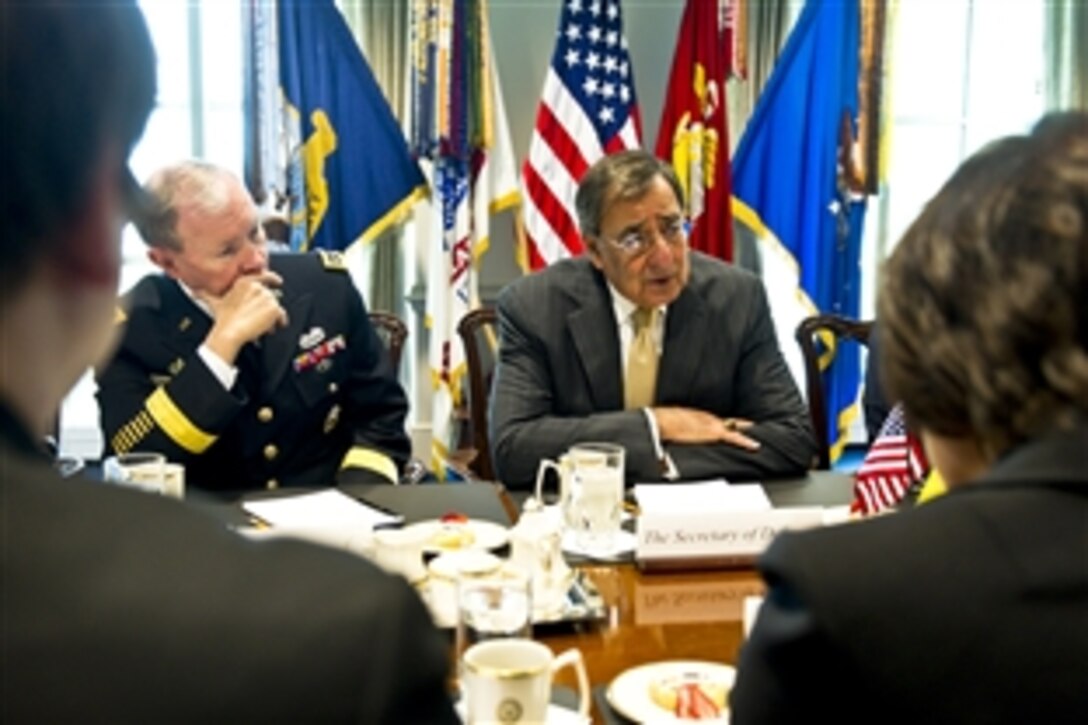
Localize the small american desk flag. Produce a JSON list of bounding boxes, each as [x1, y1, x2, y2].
[[852, 404, 930, 515], [521, 0, 642, 270]]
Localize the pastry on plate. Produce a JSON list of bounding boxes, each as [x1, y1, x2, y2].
[[648, 670, 729, 720], [431, 513, 477, 550]]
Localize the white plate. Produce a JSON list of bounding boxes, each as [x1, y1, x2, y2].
[[607, 660, 736, 723], [455, 700, 588, 724], [427, 549, 504, 580], [403, 518, 510, 553]]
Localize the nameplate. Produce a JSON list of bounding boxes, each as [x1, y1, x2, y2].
[[634, 577, 766, 625], [635, 508, 825, 570]]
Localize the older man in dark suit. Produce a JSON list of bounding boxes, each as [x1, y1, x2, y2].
[[0, 3, 455, 721], [491, 150, 815, 489]]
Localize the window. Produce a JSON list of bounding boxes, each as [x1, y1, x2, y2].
[[859, 0, 1046, 319], [59, 0, 245, 459]]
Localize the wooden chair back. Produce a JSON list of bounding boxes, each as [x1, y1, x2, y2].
[[456, 307, 499, 480], [368, 311, 408, 371], [795, 314, 873, 469]]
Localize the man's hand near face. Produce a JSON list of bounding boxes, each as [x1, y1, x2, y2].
[[653, 407, 761, 451], [201, 270, 288, 364]]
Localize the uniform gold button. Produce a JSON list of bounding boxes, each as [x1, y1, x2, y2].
[[257, 406, 273, 423], [328, 382, 339, 394], [263, 444, 278, 461], [266, 478, 279, 490]]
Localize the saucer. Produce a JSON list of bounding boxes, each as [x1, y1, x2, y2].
[[455, 700, 587, 724], [427, 550, 504, 580], [561, 529, 637, 560]]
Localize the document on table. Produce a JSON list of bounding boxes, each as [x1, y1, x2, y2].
[[633, 480, 772, 513], [242, 488, 402, 530]]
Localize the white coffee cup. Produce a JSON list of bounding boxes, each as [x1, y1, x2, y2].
[[462, 639, 589, 724], [103, 452, 185, 499], [372, 527, 428, 583], [160, 462, 185, 499]]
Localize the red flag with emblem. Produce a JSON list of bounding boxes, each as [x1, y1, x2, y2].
[[654, 0, 734, 261]]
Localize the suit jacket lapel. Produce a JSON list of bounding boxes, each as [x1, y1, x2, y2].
[[658, 286, 709, 403], [567, 269, 623, 411]]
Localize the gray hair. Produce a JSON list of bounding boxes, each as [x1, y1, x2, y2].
[[574, 150, 685, 239], [134, 160, 237, 250]]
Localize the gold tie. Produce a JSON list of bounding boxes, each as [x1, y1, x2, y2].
[[625, 307, 659, 409]]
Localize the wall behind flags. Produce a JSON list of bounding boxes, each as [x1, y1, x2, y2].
[[59, 0, 1056, 460]]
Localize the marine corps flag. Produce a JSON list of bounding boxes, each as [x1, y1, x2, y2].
[[655, 0, 735, 261], [279, 0, 426, 251]]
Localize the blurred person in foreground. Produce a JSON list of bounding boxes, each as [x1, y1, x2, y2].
[[491, 150, 815, 489], [731, 111, 1088, 724], [96, 160, 411, 493], [0, 3, 456, 721]]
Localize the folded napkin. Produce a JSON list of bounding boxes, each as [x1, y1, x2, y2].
[[634, 480, 772, 514]]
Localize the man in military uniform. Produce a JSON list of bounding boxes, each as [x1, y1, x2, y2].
[[96, 160, 411, 492]]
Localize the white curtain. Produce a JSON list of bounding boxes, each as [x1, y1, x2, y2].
[[1045, 0, 1087, 110], [727, 0, 798, 153]]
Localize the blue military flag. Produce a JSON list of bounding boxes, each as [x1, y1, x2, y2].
[[278, 0, 426, 251], [732, 0, 885, 462]]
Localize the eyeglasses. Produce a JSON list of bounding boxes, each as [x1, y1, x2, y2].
[[599, 216, 689, 257]]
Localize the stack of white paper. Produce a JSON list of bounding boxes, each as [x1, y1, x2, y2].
[[243, 488, 402, 530]]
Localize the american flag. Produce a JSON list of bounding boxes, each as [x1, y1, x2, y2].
[[851, 404, 930, 515], [521, 0, 642, 270]]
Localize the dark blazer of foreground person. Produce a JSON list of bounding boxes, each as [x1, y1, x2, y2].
[[0, 3, 455, 722], [4, 402, 457, 723], [731, 425, 1088, 724]]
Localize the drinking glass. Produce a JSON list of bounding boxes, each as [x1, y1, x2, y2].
[[566, 442, 625, 555], [455, 566, 533, 667]]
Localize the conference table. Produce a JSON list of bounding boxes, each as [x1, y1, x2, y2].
[[191, 471, 853, 723]]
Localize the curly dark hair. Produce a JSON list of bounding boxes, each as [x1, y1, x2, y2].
[[879, 111, 1088, 459]]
